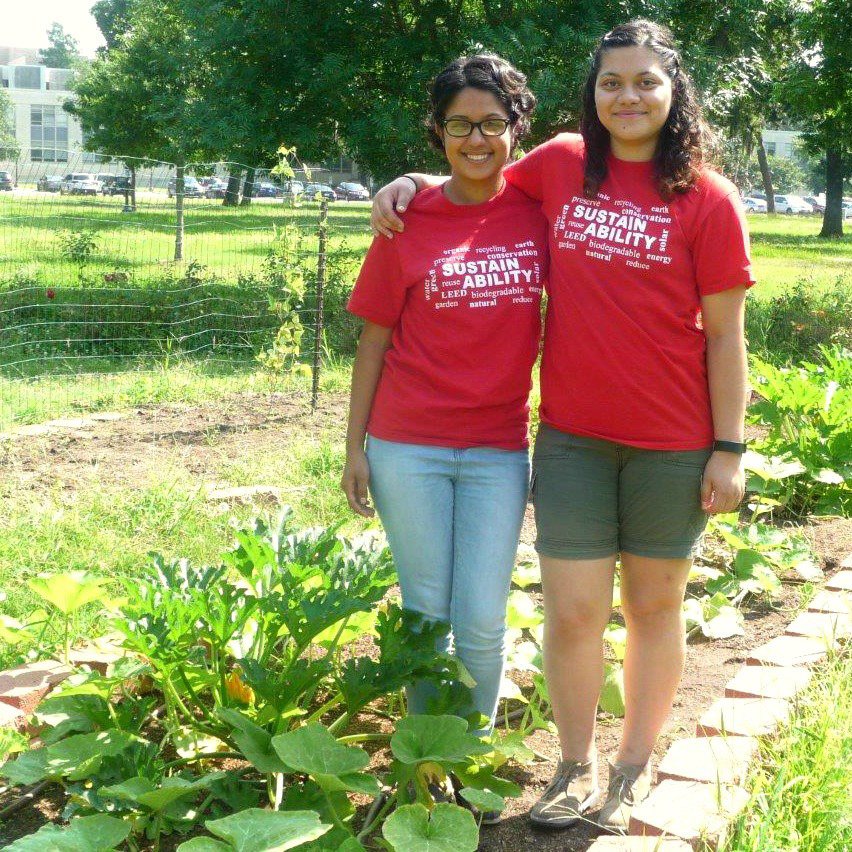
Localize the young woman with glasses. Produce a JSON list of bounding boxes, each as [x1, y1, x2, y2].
[[341, 54, 547, 814], [369, 20, 753, 834]]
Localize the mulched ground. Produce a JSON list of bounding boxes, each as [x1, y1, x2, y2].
[[1, 392, 850, 850]]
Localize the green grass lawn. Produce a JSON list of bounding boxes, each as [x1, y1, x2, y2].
[[0, 193, 374, 289], [747, 213, 852, 297]]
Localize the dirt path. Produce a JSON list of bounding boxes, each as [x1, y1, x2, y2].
[[1, 392, 850, 851]]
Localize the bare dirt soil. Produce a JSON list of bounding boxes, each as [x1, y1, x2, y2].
[[1, 392, 850, 851]]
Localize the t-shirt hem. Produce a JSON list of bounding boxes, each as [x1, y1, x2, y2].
[[368, 428, 529, 451], [539, 419, 713, 451]]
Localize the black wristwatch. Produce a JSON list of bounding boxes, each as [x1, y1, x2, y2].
[[713, 440, 747, 454]]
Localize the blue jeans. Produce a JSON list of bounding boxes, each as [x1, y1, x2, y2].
[[366, 435, 530, 729]]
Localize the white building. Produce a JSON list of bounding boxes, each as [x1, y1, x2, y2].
[[0, 46, 94, 182], [761, 129, 801, 161]]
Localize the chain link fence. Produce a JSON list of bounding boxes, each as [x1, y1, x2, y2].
[[0, 151, 372, 428]]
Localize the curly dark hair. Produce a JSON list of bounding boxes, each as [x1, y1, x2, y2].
[[580, 19, 708, 199], [427, 53, 536, 153]]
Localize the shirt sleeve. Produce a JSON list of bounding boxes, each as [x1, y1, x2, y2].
[[505, 141, 548, 201], [691, 190, 756, 296], [346, 235, 407, 328]]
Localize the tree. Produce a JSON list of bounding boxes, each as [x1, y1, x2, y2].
[[39, 23, 82, 68], [780, 0, 852, 237], [746, 153, 807, 194], [91, 0, 136, 50], [0, 87, 19, 160], [68, 0, 214, 255]]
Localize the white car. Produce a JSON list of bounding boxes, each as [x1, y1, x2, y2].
[[773, 194, 813, 214], [60, 173, 100, 196], [842, 201, 852, 219], [742, 196, 767, 213]]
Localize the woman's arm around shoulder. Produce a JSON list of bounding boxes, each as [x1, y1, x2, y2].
[[370, 174, 448, 238]]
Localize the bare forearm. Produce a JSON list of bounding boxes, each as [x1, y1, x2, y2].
[[706, 331, 747, 442]]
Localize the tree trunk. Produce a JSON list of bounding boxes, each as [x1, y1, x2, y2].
[[820, 147, 844, 238], [129, 164, 137, 211], [174, 161, 184, 261], [240, 167, 255, 206], [757, 141, 775, 214], [223, 171, 241, 206]]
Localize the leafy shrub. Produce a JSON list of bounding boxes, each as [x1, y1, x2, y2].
[[747, 346, 852, 516], [746, 279, 852, 365]]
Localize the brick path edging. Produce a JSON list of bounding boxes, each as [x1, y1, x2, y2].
[[1, 570, 851, 851], [588, 565, 852, 852]]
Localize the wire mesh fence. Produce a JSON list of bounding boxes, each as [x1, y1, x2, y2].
[[0, 151, 372, 429]]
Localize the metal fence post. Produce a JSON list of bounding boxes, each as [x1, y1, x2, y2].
[[311, 200, 328, 410]]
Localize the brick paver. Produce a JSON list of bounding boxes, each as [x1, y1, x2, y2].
[[629, 779, 749, 848], [0, 661, 72, 714], [588, 838, 692, 851], [785, 610, 851, 640], [0, 701, 26, 730], [724, 665, 811, 700], [696, 697, 789, 738], [657, 736, 757, 785], [825, 569, 852, 591], [746, 635, 835, 667], [807, 590, 851, 614]]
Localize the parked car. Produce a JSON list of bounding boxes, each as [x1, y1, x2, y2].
[[251, 181, 283, 198], [843, 200, 852, 220], [203, 178, 228, 199], [167, 176, 204, 198], [334, 181, 370, 201], [37, 174, 63, 192], [773, 194, 813, 214], [742, 196, 767, 213], [60, 173, 100, 195], [803, 195, 825, 214], [101, 175, 133, 196], [0, 170, 13, 191], [303, 183, 337, 201]]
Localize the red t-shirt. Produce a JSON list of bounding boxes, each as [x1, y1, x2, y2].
[[506, 133, 755, 450], [347, 183, 547, 449]]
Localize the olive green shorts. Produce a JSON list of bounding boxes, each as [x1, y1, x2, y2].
[[531, 424, 712, 560]]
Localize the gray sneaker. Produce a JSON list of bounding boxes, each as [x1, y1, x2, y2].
[[598, 758, 653, 834], [529, 759, 600, 829]]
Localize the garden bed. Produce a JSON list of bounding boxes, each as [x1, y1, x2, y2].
[[1, 392, 850, 851]]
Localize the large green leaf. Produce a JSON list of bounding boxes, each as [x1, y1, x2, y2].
[[504, 590, 543, 629], [272, 723, 369, 778], [391, 715, 490, 765], [177, 840, 232, 852], [203, 808, 331, 851], [598, 663, 625, 717], [382, 803, 478, 852], [3, 814, 130, 851], [100, 773, 224, 811], [27, 571, 111, 616], [218, 707, 288, 773]]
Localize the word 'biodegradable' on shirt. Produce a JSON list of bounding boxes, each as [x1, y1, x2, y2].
[[571, 202, 658, 249], [440, 256, 534, 287]]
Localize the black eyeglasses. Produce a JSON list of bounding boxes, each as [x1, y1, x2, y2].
[[441, 118, 512, 137]]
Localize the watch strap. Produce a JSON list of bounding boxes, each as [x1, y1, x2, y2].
[[713, 440, 747, 454]]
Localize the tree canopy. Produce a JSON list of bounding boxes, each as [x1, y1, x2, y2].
[[39, 23, 82, 69], [69, 0, 851, 211], [0, 87, 19, 160]]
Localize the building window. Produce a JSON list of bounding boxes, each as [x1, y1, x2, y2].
[[766, 141, 776, 156], [14, 66, 41, 90], [31, 106, 68, 162]]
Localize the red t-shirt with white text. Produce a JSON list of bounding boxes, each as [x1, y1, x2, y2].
[[347, 183, 547, 449], [506, 133, 754, 449]]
